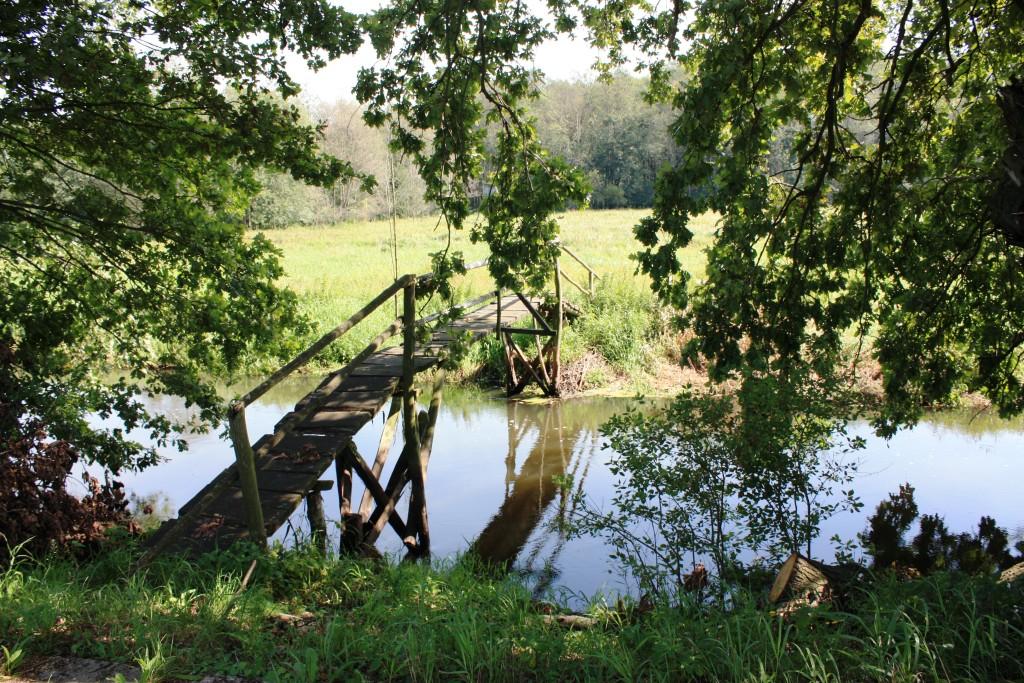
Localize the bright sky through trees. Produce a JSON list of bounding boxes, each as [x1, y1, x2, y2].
[[287, 0, 607, 104]]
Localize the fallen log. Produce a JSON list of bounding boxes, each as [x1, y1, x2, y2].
[[769, 552, 863, 613], [999, 561, 1024, 583], [541, 613, 600, 630]]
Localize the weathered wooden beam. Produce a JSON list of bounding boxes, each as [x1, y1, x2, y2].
[[552, 257, 563, 393], [501, 331, 517, 394], [358, 395, 402, 520], [306, 488, 327, 554], [417, 290, 497, 325], [495, 288, 502, 332], [335, 450, 352, 518], [405, 373, 444, 558], [419, 375, 444, 471], [402, 407, 429, 554], [365, 402, 432, 546], [364, 455, 411, 544], [534, 333, 553, 390], [500, 327, 555, 336], [506, 333, 551, 395], [240, 274, 415, 407], [559, 268, 589, 297], [346, 442, 409, 538], [558, 243, 601, 280], [401, 280, 424, 542]]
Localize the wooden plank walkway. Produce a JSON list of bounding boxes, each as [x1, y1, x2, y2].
[[147, 294, 540, 555]]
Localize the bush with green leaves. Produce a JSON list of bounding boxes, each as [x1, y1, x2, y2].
[[571, 376, 862, 600], [568, 277, 666, 374]]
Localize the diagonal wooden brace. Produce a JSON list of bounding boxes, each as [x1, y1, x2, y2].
[[344, 442, 409, 539]]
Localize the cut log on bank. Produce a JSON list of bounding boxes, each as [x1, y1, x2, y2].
[[541, 613, 600, 630], [769, 552, 864, 613], [999, 561, 1024, 583]]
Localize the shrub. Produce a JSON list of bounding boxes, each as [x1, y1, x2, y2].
[[0, 420, 136, 560], [570, 374, 862, 600]]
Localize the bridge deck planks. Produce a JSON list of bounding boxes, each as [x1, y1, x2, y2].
[[150, 294, 542, 555]]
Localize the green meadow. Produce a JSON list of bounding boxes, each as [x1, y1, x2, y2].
[[248, 209, 718, 389]]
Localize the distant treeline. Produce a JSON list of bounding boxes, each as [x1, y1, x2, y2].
[[249, 73, 683, 228]]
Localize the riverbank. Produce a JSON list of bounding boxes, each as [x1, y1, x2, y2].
[[230, 209, 700, 394], [2, 542, 1021, 682], [239, 209, 997, 408]]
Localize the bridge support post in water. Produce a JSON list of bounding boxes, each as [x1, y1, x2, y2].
[[400, 279, 427, 557], [306, 480, 331, 554]]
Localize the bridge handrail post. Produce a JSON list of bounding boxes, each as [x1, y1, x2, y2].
[[401, 277, 417, 396], [553, 254, 563, 392], [495, 287, 502, 332], [227, 401, 267, 549], [400, 278, 427, 552]]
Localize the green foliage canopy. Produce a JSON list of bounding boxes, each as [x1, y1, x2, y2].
[[355, 0, 589, 292], [627, 0, 1024, 430], [572, 376, 861, 597], [0, 0, 362, 470], [7, 0, 1022, 477]]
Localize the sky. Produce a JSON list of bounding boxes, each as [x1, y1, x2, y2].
[[286, 1, 608, 106]]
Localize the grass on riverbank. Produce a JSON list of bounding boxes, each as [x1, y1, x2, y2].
[[2, 541, 1023, 682], [242, 209, 716, 394]]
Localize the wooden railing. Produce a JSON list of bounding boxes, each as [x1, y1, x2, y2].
[[227, 261, 491, 545], [556, 240, 601, 297]]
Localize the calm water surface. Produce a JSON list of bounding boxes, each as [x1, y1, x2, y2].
[[92, 379, 1024, 599]]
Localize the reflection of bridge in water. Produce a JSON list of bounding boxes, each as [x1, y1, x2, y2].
[[472, 400, 598, 594], [143, 249, 601, 563]]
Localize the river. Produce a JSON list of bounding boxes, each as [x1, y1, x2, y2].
[[88, 377, 1024, 600]]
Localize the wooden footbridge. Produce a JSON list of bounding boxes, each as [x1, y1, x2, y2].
[[144, 246, 600, 561]]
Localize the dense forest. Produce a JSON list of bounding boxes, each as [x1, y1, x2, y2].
[[249, 74, 684, 227]]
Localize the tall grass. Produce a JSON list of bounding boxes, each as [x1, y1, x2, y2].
[[242, 209, 716, 386], [2, 541, 1022, 681]]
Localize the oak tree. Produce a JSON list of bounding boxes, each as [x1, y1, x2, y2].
[[1, 0, 363, 470], [624, 0, 1024, 430]]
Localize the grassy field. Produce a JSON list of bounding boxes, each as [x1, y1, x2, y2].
[[2, 542, 1021, 682], [247, 209, 718, 389], [264, 209, 716, 300]]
